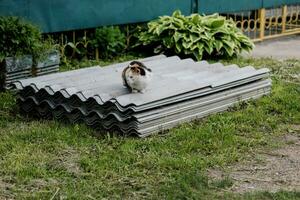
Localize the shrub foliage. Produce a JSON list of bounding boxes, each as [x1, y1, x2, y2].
[[92, 26, 126, 58], [0, 16, 51, 62], [138, 11, 254, 60]]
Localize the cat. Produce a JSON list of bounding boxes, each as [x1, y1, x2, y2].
[[122, 61, 152, 93]]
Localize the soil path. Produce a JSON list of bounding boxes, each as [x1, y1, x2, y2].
[[244, 34, 300, 60], [208, 126, 300, 193]]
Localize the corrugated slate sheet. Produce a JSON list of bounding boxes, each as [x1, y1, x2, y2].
[[1, 52, 59, 89], [13, 55, 271, 137]]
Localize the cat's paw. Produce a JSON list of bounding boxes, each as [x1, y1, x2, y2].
[[139, 89, 146, 94]]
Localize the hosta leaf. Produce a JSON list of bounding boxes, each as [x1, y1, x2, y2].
[[203, 13, 219, 20], [173, 18, 185, 29], [223, 44, 234, 56], [172, 10, 182, 18], [182, 40, 190, 49], [154, 45, 163, 53], [211, 28, 229, 35], [163, 37, 173, 48], [148, 23, 158, 33], [190, 34, 200, 43], [190, 43, 198, 51], [190, 26, 200, 34], [175, 42, 182, 53], [184, 49, 190, 55], [210, 18, 225, 28], [183, 33, 190, 41], [155, 25, 165, 35], [196, 26, 205, 33], [190, 14, 201, 24], [204, 44, 213, 55], [197, 43, 204, 50], [222, 39, 235, 49], [167, 24, 178, 30], [193, 50, 202, 61], [173, 32, 183, 42], [214, 40, 223, 51]]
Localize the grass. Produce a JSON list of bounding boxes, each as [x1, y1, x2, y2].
[[0, 56, 299, 199], [59, 52, 148, 72]]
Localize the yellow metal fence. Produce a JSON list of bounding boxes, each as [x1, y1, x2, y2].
[[229, 4, 300, 42]]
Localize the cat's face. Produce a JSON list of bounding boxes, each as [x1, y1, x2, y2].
[[130, 64, 142, 75], [127, 68, 140, 84], [128, 61, 147, 76]]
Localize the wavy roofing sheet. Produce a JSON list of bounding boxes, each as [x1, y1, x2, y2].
[[2, 52, 60, 89], [14, 55, 271, 137]]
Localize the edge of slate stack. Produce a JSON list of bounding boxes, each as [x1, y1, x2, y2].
[[13, 55, 272, 137], [1, 51, 60, 90]]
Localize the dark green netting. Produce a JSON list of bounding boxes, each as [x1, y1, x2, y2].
[[0, 0, 192, 33], [1, 0, 300, 33], [263, 0, 300, 8], [198, 0, 263, 14], [198, 0, 300, 14]]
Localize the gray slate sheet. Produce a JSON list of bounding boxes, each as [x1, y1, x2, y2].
[[14, 55, 271, 137]]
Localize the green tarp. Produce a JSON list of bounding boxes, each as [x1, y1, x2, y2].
[[263, 0, 300, 8], [0, 0, 300, 33], [198, 0, 300, 13], [198, 0, 263, 14], [0, 0, 192, 33]]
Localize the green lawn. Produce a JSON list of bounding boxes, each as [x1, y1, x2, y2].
[[0, 56, 299, 199]]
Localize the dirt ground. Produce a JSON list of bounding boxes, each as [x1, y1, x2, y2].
[[208, 125, 300, 193]]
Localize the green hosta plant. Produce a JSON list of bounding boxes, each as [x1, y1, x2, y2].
[[138, 11, 254, 60]]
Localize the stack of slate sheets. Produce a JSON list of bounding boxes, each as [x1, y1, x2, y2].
[[13, 55, 271, 137], [1, 52, 59, 89]]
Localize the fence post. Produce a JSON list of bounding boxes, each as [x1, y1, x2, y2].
[[259, 8, 266, 40], [282, 5, 287, 33], [192, 0, 198, 13], [95, 48, 99, 61]]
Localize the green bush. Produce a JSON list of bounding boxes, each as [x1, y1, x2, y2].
[[0, 16, 51, 62], [92, 26, 126, 58], [138, 11, 254, 60]]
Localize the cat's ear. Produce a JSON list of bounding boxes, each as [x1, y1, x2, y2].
[[130, 61, 145, 67], [145, 67, 152, 72], [129, 61, 137, 66], [139, 67, 146, 76]]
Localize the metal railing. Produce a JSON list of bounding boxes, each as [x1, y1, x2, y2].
[[227, 4, 300, 42]]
